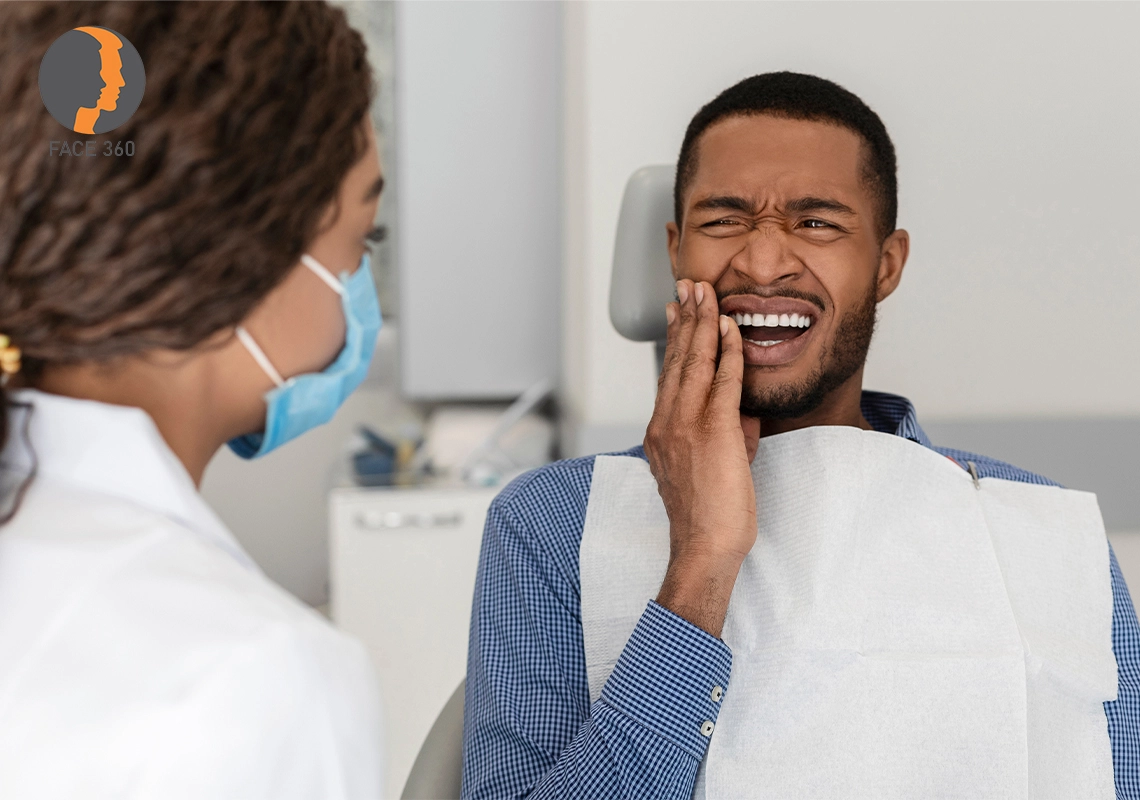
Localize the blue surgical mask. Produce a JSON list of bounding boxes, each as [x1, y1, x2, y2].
[[228, 252, 382, 459]]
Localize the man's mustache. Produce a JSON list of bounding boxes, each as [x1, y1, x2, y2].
[[716, 285, 827, 314]]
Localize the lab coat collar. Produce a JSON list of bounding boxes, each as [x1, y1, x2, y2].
[[3, 389, 259, 572]]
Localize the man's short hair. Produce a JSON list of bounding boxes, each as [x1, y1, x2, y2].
[[674, 72, 898, 241]]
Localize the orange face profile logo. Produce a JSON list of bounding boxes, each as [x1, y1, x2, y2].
[[71, 27, 126, 133], [39, 26, 145, 135]]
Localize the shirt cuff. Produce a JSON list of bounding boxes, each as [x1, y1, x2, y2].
[[600, 600, 733, 759]]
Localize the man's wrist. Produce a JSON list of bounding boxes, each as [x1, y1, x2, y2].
[[655, 551, 744, 638]]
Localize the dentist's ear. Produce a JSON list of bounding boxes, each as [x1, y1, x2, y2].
[[876, 228, 910, 302], [666, 220, 681, 280]]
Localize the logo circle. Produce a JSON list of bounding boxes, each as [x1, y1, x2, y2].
[[38, 26, 145, 134]]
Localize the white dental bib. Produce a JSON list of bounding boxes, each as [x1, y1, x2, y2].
[[580, 427, 1116, 799]]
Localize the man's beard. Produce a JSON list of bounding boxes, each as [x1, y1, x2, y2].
[[738, 280, 877, 420]]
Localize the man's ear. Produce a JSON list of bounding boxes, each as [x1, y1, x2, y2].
[[876, 228, 909, 302], [666, 220, 681, 279]]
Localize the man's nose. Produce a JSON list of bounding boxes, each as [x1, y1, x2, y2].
[[728, 223, 804, 286]]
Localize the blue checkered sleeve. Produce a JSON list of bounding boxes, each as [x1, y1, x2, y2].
[[1107, 545, 1140, 798], [461, 457, 732, 800]]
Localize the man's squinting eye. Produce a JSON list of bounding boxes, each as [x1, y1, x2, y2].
[[801, 219, 833, 229], [700, 218, 745, 231]]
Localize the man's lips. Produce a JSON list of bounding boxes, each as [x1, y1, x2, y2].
[[717, 296, 824, 368]]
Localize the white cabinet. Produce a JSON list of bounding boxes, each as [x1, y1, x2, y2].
[[329, 485, 498, 799]]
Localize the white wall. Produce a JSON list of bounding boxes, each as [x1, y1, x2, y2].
[[562, 1, 1140, 451], [396, 0, 562, 400]]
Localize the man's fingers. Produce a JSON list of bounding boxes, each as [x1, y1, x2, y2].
[[710, 313, 745, 417], [671, 279, 701, 367], [675, 281, 721, 414], [655, 279, 699, 413], [654, 280, 694, 411], [654, 300, 683, 412], [654, 279, 725, 423], [712, 316, 760, 462]]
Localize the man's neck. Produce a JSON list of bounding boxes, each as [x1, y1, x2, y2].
[[757, 372, 872, 438]]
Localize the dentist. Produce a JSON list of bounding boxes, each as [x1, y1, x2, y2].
[[0, 3, 386, 797]]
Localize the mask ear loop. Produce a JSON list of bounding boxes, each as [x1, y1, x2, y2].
[[235, 326, 285, 388], [301, 254, 347, 296], [235, 254, 349, 389]]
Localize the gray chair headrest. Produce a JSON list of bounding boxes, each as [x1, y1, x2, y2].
[[609, 164, 677, 343], [401, 679, 464, 799]]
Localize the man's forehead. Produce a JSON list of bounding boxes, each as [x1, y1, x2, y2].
[[687, 114, 867, 204]]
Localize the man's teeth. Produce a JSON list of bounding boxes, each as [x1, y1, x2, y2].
[[730, 312, 812, 328]]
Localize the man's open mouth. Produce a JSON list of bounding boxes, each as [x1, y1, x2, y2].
[[731, 312, 812, 347]]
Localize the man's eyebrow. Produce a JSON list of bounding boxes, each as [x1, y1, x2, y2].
[[690, 195, 755, 214], [364, 175, 385, 202], [689, 194, 857, 217], [783, 196, 856, 216]]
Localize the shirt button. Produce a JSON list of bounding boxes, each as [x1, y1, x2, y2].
[[700, 720, 715, 737], [710, 685, 724, 703]]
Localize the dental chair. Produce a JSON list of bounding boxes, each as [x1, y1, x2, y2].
[[399, 164, 675, 799], [401, 680, 465, 799], [609, 164, 678, 367]]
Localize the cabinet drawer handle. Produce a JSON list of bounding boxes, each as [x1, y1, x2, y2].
[[355, 510, 465, 530]]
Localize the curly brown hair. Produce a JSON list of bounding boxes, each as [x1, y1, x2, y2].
[[0, 0, 374, 522]]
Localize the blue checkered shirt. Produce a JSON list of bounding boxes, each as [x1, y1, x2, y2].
[[462, 391, 1140, 799]]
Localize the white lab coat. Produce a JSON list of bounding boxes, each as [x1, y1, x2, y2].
[[0, 389, 384, 799]]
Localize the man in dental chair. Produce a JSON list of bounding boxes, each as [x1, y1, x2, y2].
[[461, 72, 1140, 800]]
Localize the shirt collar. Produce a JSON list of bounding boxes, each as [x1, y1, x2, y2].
[[859, 390, 933, 448], [3, 389, 258, 571]]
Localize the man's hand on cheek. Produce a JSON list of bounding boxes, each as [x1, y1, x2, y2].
[[644, 279, 761, 638]]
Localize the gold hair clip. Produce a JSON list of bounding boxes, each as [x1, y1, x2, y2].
[[0, 334, 22, 382]]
